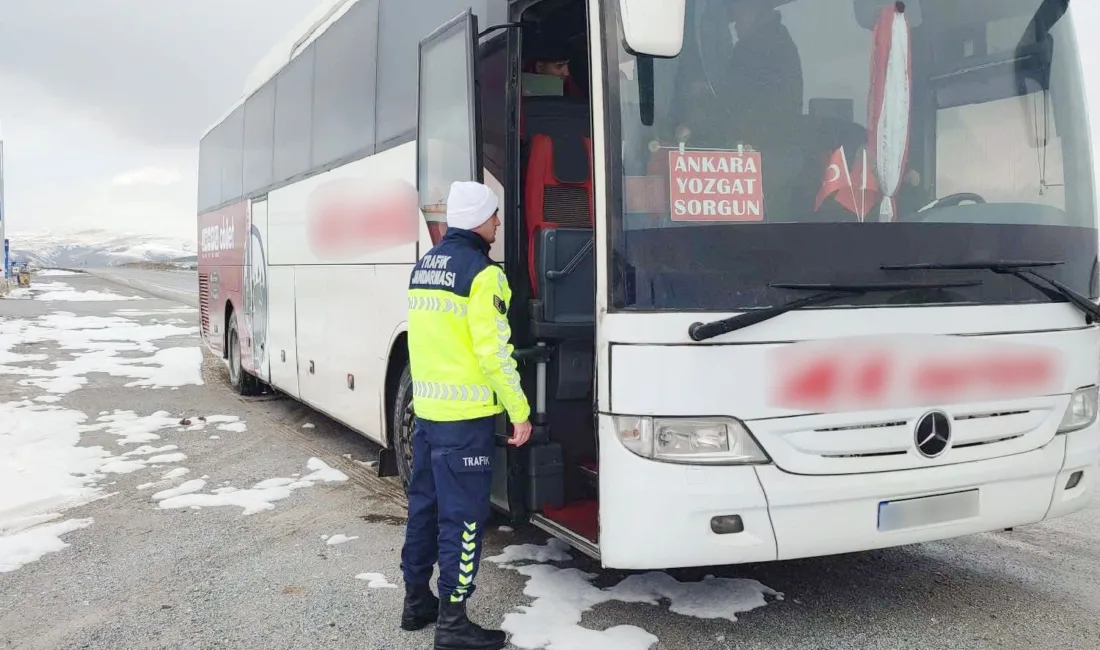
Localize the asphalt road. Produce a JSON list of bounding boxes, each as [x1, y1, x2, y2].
[[81, 267, 199, 307], [2, 271, 1100, 650]]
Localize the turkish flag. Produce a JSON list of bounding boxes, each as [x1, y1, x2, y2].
[[815, 147, 881, 220], [837, 149, 880, 219], [814, 147, 852, 211]]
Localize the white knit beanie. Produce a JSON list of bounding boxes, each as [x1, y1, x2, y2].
[[445, 181, 499, 230]]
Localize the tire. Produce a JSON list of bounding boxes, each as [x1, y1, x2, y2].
[[392, 362, 416, 492], [227, 311, 263, 396]]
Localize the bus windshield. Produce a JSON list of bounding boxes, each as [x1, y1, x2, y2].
[[607, 0, 1098, 312]]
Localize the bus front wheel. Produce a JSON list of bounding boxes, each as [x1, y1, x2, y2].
[[392, 363, 416, 492]]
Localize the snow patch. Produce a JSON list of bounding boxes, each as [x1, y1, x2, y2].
[[216, 421, 247, 433], [355, 572, 398, 588], [4, 288, 33, 300], [326, 534, 359, 546], [114, 307, 197, 317], [32, 282, 143, 302], [0, 311, 201, 396], [152, 480, 207, 501], [156, 458, 349, 515], [0, 518, 93, 573], [0, 400, 108, 529], [486, 540, 783, 650], [36, 270, 81, 277], [486, 538, 572, 566], [92, 410, 188, 446]]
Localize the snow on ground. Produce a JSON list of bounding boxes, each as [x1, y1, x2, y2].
[[35, 289, 142, 302], [114, 307, 198, 317], [0, 311, 201, 396], [177, 415, 243, 434], [0, 340, 254, 576], [485, 539, 783, 650], [137, 468, 191, 490], [7, 279, 143, 302], [0, 398, 260, 572], [4, 288, 32, 300], [35, 270, 81, 277], [0, 401, 109, 536], [355, 572, 398, 588], [155, 458, 349, 515], [0, 518, 93, 573], [152, 479, 208, 501], [326, 534, 359, 545], [216, 421, 248, 433]]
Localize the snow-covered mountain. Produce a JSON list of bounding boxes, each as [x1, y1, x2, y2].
[[8, 229, 196, 269]]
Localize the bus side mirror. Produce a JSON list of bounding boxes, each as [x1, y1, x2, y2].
[[618, 0, 686, 58]]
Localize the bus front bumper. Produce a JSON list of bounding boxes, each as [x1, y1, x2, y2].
[[597, 418, 1099, 571]]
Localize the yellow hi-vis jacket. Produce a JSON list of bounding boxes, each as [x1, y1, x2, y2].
[[406, 228, 531, 424]]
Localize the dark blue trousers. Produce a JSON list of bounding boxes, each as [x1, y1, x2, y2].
[[400, 415, 495, 603]]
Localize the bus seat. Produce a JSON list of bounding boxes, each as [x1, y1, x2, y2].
[[531, 226, 595, 339], [524, 133, 594, 296], [520, 95, 590, 141], [520, 96, 595, 338]]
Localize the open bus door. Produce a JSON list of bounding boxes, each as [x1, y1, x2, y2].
[[414, 9, 530, 521]]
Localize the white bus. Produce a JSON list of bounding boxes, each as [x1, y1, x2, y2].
[[197, 0, 1100, 569]]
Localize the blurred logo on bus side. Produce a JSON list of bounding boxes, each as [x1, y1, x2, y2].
[[307, 178, 419, 259], [765, 334, 1064, 412]]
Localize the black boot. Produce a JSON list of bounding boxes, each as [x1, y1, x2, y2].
[[401, 583, 439, 631], [434, 599, 507, 650]]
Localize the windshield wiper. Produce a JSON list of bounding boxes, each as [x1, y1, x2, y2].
[[687, 280, 983, 342], [881, 259, 1100, 321]]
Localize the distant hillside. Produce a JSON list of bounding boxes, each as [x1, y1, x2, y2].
[[9, 229, 196, 269]]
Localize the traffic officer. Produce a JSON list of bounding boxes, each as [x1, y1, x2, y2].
[[399, 180, 533, 650]]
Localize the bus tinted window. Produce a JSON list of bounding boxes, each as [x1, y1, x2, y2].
[[218, 106, 245, 206], [243, 81, 275, 194], [312, 0, 378, 165], [376, 0, 488, 146], [197, 132, 220, 212], [273, 46, 315, 182]]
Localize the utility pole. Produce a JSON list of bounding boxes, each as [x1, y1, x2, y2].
[[0, 118, 7, 285]]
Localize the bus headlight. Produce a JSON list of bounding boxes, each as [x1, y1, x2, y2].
[[613, 416, 770, 464], [1058, 385, 1098, 433]]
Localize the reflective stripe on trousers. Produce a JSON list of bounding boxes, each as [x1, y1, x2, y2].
[[399, 416, 495, 603]]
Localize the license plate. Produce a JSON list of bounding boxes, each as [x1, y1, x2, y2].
[[877, 489, 980, 532]]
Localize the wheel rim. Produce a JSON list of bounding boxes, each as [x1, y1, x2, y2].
[[398, 399, 416, 480], [229, 333, 240, 383]]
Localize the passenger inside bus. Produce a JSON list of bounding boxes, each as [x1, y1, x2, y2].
[[525, 40, 587, 100], [671, 0, 804, 147]]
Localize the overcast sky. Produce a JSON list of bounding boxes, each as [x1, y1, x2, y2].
[[2, 1, 1100, 243], [0, 0, 318, 240]]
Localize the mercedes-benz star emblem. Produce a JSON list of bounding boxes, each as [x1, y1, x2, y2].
[[914, 410, 952, 458]]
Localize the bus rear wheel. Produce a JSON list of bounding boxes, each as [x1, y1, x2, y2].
[[392, 362, 416, 492], [227, 311, 262, 396]]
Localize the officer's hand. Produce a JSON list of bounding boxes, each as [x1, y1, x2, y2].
[[509, 421, 533, 447]]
